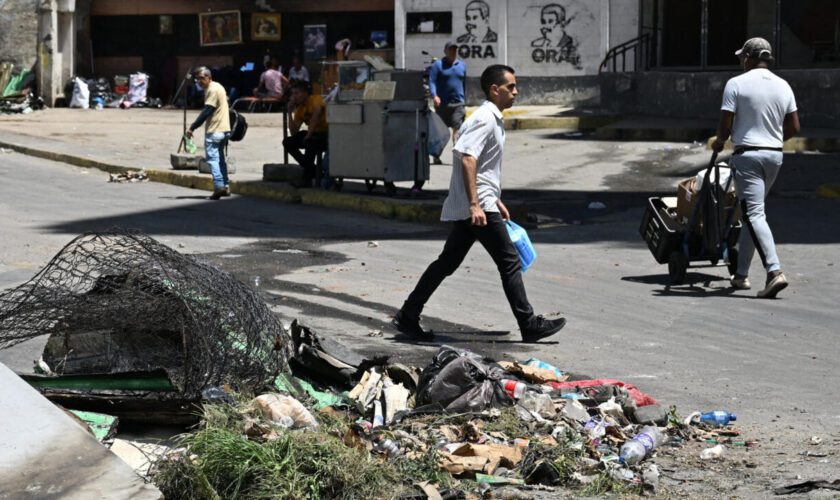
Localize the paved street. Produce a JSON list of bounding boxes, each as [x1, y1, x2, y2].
[[1, 144, 839, 495]]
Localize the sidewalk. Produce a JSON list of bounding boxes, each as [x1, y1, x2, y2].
[[1, 108, 837, 224]]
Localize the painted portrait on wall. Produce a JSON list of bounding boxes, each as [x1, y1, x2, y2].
[[252, 13, 281, 42], [199, 10, 243, 47], [456, 0, 497, 44]]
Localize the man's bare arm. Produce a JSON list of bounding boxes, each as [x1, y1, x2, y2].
[[712, 110, 735, 153], [307, 105, 324, 139], [783, 111, 800, 141], [461, 155, 486, 226]]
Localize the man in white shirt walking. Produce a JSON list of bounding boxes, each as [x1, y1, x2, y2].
[[712, 37, 800, 298], [393, 65, 566, 343]]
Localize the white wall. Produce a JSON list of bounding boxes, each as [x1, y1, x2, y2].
[[397, 0, 639, 77]]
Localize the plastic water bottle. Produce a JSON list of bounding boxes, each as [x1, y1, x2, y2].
[[500, 378, 526, 399], [619, 426, 665, 465], [700, 411, 736, 426]]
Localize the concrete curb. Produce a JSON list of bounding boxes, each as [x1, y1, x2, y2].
[[2, 139, 531, 224], [506, 115, 618, 131]]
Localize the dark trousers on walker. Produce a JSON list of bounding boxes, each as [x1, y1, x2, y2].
[[402, 212, 535, 327], [283, 131, 327, 183]]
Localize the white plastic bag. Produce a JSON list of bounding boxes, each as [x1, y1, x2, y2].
[[254, 393, 318, 430], [695, 163, 735, 192], [427, 112, 450, 157], [70, 77, 90, 109]]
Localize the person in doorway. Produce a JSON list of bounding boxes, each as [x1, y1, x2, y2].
[[186, 67, 231, 200], [712, 37, 800, 298], [253, 57, 288, 98], [392, 65, 566, 343], [288, 54, 310, 82], [283, 80, 328, 186], [429, 41, 467, 166]]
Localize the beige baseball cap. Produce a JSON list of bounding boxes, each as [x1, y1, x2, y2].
[[735, 37, 773, 60]]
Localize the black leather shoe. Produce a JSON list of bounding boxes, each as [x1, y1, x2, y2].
[[391, 310, 434, 341], [209, 190, 224, 200], [521, 315, 566, 343]]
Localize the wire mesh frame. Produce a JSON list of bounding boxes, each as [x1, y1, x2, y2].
[[0, 231, 290, 397]]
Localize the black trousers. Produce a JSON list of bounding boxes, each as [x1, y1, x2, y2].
[[283, 131, 327, 182], [402, 212, 535, 327]]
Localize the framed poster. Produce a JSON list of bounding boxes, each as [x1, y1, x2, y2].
[[303, 24, 327, 60], [199, 10, 242, 47], [251, 13, 281, 41]]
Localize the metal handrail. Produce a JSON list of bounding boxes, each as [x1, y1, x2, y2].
[[599, 33, 653, 74]]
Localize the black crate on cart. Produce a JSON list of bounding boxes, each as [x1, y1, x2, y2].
[[639, 197, 683, 264]]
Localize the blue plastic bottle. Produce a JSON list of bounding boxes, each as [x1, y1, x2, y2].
[[506, 221, 537, 272], [700, 411, 736, 426]]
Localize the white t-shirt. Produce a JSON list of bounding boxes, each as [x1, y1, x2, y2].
[[441, 100, 504, 221], [289, 66, 310, 82], [721, 68, 796, 148]]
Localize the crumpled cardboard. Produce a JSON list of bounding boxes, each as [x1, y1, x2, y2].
[[439, 442, 524, 476]]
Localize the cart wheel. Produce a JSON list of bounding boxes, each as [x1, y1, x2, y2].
[[364, 179, 376, 193], [668, 251, 688, 285], [333, 178, 344, 192], [385, 182, 397, 197], [726, 247, 739, 276]]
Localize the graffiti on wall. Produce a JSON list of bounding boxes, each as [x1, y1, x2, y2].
[[455, 0, 497, 59], [530, 3, 581, 68]]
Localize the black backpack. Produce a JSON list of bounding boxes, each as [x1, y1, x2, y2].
[[229, 109, 248, 141]]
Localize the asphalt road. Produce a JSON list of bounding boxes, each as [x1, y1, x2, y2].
[[1, 149, 839, 495]]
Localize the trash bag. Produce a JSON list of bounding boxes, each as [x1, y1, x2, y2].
[[128, 72, 149, 104], [427, 112, 450, 158], [416, 345, 512, 413], [70, 77, 90, 109]]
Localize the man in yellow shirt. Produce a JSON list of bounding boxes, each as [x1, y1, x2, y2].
[[283, 81, 328, 186], [186, 67, 231, 200]]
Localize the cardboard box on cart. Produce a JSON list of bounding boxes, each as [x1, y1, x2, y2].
[[676, 177, 740, 225]]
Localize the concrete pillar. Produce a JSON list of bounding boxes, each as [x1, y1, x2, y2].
[[36, 0, 76, 106]]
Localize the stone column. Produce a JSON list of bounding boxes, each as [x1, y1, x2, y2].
[[36, 0, 76, 106]]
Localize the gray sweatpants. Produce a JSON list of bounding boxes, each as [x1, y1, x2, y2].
[[731, 150, 783, 276]]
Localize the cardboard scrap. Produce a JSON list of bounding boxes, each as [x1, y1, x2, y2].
[[439, 442, 525, 475], [498, 361, 569, 384], [383, 382, 410, 424]]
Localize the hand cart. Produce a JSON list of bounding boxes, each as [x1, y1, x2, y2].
[[640, 153, 742, 285]]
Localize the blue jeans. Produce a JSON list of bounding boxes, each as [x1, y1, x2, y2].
[[731, 150, 783, 276], [205, 132, 230, 190]]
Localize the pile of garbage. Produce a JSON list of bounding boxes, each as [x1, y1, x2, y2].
[[0, 62, 41, 114], [151, 324, 744, 499], [67, 73, 161, 109]]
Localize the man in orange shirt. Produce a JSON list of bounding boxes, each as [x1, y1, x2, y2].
[[283, 81, 328, 186]]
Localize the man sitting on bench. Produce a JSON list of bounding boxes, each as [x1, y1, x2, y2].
[[283, 80, 328, 186]]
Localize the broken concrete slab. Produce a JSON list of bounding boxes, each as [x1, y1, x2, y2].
[[0, 362, 162, 499]]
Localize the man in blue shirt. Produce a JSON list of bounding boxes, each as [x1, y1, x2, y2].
[[429, 41, 467, 164]]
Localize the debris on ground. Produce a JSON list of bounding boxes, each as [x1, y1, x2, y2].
[[0, 232, 756, 498], [145, 334, 749, 499], [108, 170, 149, 183]]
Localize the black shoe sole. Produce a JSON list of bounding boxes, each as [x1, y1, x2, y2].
[[521, 317, 566, 343], [391, 317, 434, 341]]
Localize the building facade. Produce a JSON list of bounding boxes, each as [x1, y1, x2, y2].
[[396, 0, 639, 105]]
